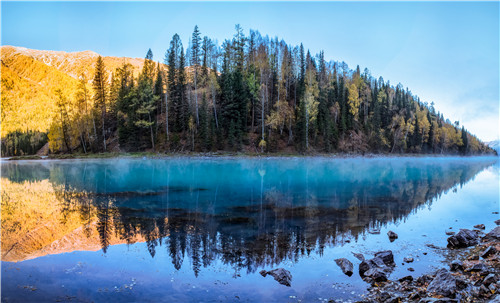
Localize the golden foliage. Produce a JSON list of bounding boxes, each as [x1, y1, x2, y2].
[[1, 46, 165, 138], [1, 178, 85, 261]]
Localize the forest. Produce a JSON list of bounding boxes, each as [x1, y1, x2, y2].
[[1, 25, 495, 156]]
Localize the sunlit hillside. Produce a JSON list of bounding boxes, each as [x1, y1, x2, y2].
[[0, 45, 161, 137]]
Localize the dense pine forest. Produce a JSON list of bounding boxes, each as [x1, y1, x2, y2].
[[1, 25, 495, 156]]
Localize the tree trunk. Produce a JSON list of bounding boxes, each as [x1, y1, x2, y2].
[[194, 69, 199, 125], [165, 92, 169, 143], [212, 84, 218, 129], [149, 113, 155, 150]]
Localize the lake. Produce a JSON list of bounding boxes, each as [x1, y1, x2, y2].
[[1, 156, 499, 302]]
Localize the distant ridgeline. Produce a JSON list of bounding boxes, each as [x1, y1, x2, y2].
[[0, 26, 495, 156]]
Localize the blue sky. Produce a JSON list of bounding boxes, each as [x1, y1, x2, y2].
[[2, 1, 499, 142]]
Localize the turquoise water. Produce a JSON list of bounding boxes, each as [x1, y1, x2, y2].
[[1, 157, 499, 302]]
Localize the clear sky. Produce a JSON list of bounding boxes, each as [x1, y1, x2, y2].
[[2, 1, 499, 142]]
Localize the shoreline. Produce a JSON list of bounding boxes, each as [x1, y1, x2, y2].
[[355, 223, 500, 303], [3, 151, 498, 161]]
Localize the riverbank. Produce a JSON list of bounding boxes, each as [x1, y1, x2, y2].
[[355, 222, 500, 303], [3, 151, 498, 161]]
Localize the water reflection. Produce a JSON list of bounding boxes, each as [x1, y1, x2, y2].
[[1, 157, 496, 276]]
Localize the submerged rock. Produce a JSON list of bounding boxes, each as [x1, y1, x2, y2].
[[387, 231, 398, 242], [259, 268, 292, 287], [352, 252, 365, 261], [335, 258, 354, 276], [474, 224, 486, 230], [445, 231, 455, 236], [359, 257, 386, 277], [359, 250, 395, 282], [426, 268, 457, 298], [374, 250, 395, 266], [447, 229, 479, 248], [364, 268, 388, 282]]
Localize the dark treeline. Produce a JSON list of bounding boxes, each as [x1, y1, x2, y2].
[[45, 25, 494, 156], [1, 130, 47, 157]]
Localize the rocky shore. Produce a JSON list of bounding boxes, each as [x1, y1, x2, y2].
[[355, 222, 500, 303]]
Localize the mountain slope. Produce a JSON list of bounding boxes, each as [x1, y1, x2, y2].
[[1, 45, 157, 137]]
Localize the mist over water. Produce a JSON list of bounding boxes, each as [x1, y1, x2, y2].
[[1, 157, 498, 302]]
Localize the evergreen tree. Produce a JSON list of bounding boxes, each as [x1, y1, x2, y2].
[[134, 49, 159, 149], [92, 55, 108, 151], [191, 25, 202, 125]]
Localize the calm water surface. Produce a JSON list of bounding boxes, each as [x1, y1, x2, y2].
[[1, 157, 499, 302]]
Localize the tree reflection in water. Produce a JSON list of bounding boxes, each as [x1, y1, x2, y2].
[[1, 158, 496, 275]]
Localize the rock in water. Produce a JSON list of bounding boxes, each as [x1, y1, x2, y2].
[[352, 252, 365, 261], [387, 231, 398, 242], [359, 250, 395, 281], [426, 268, 457, 298], [495, 219, 500, 225], [335, 258, 354, 276], [359, 257, 386, 277], [374, 250, 395, 266], [447, 229, 479, 248], [403, 257, 414, 263], [364, 268, 388, 282], [474, 224, 486, 230], [260, 268, 292, 287]]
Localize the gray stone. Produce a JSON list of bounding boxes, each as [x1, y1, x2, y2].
[[426, 268, 457, 298], [387, 231, 398, 242], [481, 246, 497, 258], [474, 224, 486, 230], [447, 229, 479, 248], [466, 263, 489, 274], [455, 278, 468, 290], [359, 257, 386, 277], [450, 260, 463, 271], [404, 257, 414, 263], [419, 299, 458, 303], [445, 231, 455, 236], [352, 252, 365, 261], [374, 250, 395, 266], [335, 258, 353, 277], [416, 274, 433, 286], [483, 273, 497, 286], [399, 275, 414, 283], [260, 268, 292, 287], [364, 268, 388, 282], [484, 226, 500, 241]]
